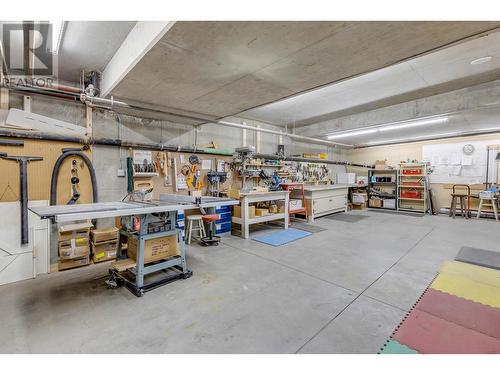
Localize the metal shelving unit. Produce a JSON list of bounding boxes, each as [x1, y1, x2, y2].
[[398, 163, 428, 213], [368, 169, 398, 210]]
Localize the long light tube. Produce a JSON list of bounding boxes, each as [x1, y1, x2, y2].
[[327, 116, 448, 140]]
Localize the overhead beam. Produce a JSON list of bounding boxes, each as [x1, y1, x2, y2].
[[100, 21, 175, 98]]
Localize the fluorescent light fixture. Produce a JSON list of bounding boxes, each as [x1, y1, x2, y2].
[[470, 56, 492, 65], [475, 126, 500, 132], [364, 131, 461, 146], [379, 117, 448, 132], [326, 116, 448, 140], [50, 21, 65, 54], [327, 128, 377, 139]]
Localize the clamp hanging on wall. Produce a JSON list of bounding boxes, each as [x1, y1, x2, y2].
[[67, 159, 81, 205]]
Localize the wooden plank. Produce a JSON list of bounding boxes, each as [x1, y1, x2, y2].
[[0, 88, 9, 109], [111, 258, 136, 272]]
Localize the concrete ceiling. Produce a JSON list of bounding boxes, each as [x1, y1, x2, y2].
[[110, 21, 500, 122], [57, 21, 136, 82], [323, 105, 500, 147], [241, 31, 500, 127]]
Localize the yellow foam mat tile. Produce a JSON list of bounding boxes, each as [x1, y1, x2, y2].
[[440, 261, 500, 288], [431, 273, 500, 309]]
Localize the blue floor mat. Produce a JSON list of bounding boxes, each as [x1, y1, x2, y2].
[[253, 228, 312, 246]]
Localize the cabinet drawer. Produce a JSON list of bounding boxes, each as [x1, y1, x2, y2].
[[312, 195, 346, 214]]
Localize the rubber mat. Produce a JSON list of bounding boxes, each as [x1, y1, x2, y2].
[[289, 222, 327, 233], [456, 246, 500, 271], [430, 272, 500, 308], [323, 213, 367, 222], [379, 340, 419, 354], [416, 288, 500, 340], [439, 260, 500, 288], [368, 209, 425, 217], [393, 310, 500, 353], [252, 228, 312, 246]]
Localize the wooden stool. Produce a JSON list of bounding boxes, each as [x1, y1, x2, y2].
[[449, 185, 470, 219], [185, 215, 206, 244], [477, 198, 499, 221]]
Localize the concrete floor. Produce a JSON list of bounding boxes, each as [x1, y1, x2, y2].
[[1, 210, 499, 354]]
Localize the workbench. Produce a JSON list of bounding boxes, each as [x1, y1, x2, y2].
[[232, 190, 289, 239], [29, 195, 239, 296], [292, 184, 352, 222]]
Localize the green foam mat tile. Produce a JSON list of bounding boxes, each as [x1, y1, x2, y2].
[[379, 340, 419, 354]]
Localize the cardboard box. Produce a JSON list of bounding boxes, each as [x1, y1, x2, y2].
[[374, 160, 387, 170], [384, 199, 396, 209], [58, 256, 90, 271], [352, 193, 368, 204], [59, 244, 90, 260], [90, 227, 119, 243], [128, 234, 180, 264], [228, 188, 241, 199], [337, 172, 356, 185], [289, 199, 303, 209], [352, 203, 366, 210], [233, 205, 256, 218], [92, 241, 119, 263], [255, 208, 269, 216], [59, 237, 89, 247], [369, 198, 383, 208], [58, 222, 92, 242]]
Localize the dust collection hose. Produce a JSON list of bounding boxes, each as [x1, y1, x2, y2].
[[50, 150, 98, 206]]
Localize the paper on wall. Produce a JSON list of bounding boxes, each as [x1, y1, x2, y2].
[[179, 155, 185, 164], [176, 174, 187, 189], [450, 154, 461, 165], [451, 165, 462, 176], [133, 150, 152, 164], [461, 155, 473, 166], [438, 156, 449, 165], [201, 159, 212, 170]]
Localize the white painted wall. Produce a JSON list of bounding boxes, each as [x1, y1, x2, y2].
[[0, 201, 50, 285]]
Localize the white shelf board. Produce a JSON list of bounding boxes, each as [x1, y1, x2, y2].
[[232, 213, 286, 225]]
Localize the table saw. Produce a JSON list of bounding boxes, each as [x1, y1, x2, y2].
[[29, 195, 239, 297]]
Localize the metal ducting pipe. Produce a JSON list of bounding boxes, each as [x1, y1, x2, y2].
[[3, 84, 351, 147], [80, 94, 350, 148], [216, 120, 351, 148]]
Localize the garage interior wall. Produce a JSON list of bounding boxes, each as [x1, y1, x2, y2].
[[346, 133, 500, 209]]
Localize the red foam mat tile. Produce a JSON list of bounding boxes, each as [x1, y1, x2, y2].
[[393, 310, 500, 353], [417, 288, 500, 340]]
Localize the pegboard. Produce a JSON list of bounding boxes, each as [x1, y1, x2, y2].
[[0, 138, 94, 205], [130, 149, 237, 199]]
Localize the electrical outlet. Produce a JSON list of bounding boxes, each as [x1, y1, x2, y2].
[[117, 168, 125, 177]]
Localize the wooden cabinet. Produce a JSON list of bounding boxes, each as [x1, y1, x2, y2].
[[292, 185, 349, 222]]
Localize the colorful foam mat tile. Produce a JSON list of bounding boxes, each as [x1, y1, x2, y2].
[[392, 309, 500, 354], [430, 272, 500, 309], [416, 288, 500, 340], [379, 340, 419, 354], [439, 260, 500, 288]]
